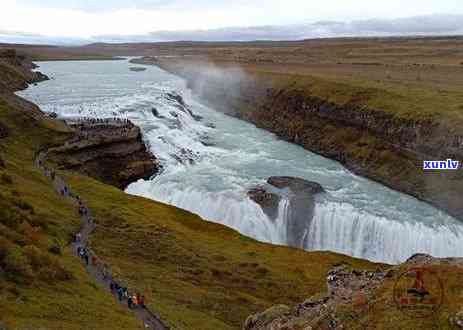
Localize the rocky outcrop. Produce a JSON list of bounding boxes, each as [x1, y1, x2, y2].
[[248, 187, 281, 220], [129, 67, 147, 72], [267, 177, 324, 195], [0, 49, 49, 92], [130, 56, 158, 66], [244, 254, 463, 329], [249, 177, 324, 248], [166, 91, 203, 121], [48, 118, 159, 189]]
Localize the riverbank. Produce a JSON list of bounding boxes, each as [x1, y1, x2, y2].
[[135, 56, 463, 221]]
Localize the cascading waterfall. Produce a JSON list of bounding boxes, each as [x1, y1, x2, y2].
[[18, 58, 463, 264], [306, 201, 463, 263]]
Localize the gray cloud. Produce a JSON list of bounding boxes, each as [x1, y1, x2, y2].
[[1, 14, 462, 45], [144, 14, 463, 41]]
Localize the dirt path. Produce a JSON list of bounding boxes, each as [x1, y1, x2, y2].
[[36, 151, 168, 330]]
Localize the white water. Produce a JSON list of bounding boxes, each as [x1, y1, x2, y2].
[[18, 59, 463, 264]]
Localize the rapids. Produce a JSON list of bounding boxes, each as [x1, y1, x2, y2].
[[18, 58, 463, 264]]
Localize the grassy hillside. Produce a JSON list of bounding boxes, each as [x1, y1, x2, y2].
[[62, 164, 383, 329], [0, 96, 141, 329], [244, 257, 463, 329]]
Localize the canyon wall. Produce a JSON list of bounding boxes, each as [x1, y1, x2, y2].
[[151, 58, 463, 220]]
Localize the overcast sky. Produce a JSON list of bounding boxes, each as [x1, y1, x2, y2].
[[0, 0, 462, 43]]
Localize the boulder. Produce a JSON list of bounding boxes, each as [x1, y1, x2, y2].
[[166, 92, 187, 108], [243, 305, 291, 330], [249, 176, 324, 248], [248, 187, 281, 220], [129, 67, 147, 72], [267, 176, 324, 194]]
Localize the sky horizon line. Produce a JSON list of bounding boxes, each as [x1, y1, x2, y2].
[[1, 13, 463, 45]]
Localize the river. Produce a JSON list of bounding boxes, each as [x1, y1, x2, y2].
[[18, 58, 463, 264]]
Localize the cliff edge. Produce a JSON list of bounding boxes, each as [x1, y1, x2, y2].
[[48, 118, 159, 189]]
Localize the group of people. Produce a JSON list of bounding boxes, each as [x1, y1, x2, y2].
[[110, 281, 146, 310], [69, 117, 132, 129], [78, 199, 89, 217], [61, 117, 136, 146], [37, 149, 155, 324]]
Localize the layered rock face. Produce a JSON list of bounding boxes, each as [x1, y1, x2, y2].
[[154, 59, 463, 221], [0, 49, 49, 92], [48, 118, 159, 189], [249, 177, 324, 248]]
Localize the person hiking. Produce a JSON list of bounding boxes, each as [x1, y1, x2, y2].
[[114, 282, 119, 293], [75, 233, 82, 242], [91, 255, 97, 266], [139, 295, 145, 308], [122, 287, 128, 299], [79, 247, 86, 259], [117, 287, 124, 302], [127, 295, 133, 309], [132, 294, 138, 308]]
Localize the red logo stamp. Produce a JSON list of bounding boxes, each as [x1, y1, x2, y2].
[[393, 267, 444, 318]]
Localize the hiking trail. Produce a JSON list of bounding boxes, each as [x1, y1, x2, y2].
[[36, 149, 168, 330]]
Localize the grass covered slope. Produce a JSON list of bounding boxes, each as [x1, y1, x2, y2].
[[0, 97, 140, 329], [62, 171, 383, 329], [244, 256, 463, 329]]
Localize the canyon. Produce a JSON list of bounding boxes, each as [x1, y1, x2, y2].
[[136, 56, 463, 221]]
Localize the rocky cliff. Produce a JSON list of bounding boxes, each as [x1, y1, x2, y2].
[[244, 254, 463, 329], [48, 118, 159, 189], [0, 48, 49, 92], [147, 57, 463, 221]]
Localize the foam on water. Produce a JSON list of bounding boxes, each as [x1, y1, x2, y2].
[[18, 59, 463, 264]]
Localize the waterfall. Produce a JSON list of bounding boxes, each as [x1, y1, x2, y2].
[[305, 201, 463, 263], [18, 59, 463, 266]]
